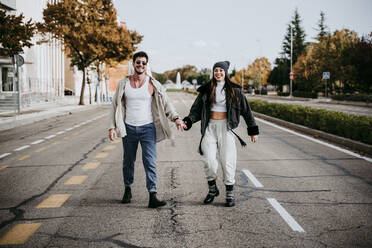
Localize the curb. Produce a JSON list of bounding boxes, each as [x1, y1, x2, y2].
[[253, 111, 372, 157]]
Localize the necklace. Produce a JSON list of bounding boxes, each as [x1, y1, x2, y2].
[[132, 75, 146, 88]]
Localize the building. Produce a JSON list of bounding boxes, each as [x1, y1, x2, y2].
[[0, 0, 66, 112]]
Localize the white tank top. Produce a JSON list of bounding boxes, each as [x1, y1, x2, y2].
[[125, 76, 153, 126], [211, 81, 227, 112]]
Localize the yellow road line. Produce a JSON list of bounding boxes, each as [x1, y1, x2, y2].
[[63, 136, 71, 140], [18, 155, 31, 161], [0, 165, 8, 171], [64, 175, 88, 185], [103, 145, 116, 151], [95, 153, 109, 158], [36, 194, 71, 208], [35, 146, 48, 153], [51, 141, 61, 145], [72, 132, 79, 136], [0, 223, 42, 245], [82, 162, 100, 170]]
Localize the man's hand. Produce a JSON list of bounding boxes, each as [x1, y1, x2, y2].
[[109, 129, 117, 141], [250, 135, 258, 143], [175, 119, 185, 131]]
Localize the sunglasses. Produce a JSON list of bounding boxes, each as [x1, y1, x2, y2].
[[135, 60, 147, 66]]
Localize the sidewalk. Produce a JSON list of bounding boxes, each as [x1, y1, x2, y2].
[[0, 96, 109, 131]]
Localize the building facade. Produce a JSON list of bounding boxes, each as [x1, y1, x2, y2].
[[0, 0, 65, 111]]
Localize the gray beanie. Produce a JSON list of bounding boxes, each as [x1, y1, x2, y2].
[[213, 61, 230, 74]]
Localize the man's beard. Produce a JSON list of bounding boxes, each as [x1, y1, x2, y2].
[[134, 67, 145, 75]]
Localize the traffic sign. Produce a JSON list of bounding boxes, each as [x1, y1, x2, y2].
[[289, 72, 294, 80], [322, 72, 330, 80]]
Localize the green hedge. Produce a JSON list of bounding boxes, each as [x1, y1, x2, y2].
[[249, 99, 372, 145]]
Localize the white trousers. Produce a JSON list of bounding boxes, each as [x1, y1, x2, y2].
[[201, 119, 237, 185]]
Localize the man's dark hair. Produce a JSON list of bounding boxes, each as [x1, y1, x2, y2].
[[133, 51, 149, 63]]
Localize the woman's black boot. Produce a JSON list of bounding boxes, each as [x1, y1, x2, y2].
[[121, 187, 132, 204], [203, 180, 219, 204], [225, 185, 235, 207]]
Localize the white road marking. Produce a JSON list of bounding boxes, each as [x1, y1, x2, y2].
[[267, 198, 305, 233], [242, 169, 263, 187], [65, 127, 73, 131], [31, 139, 44, 145], [0, 153, 11, 159], [56, 131, 65, 135], [45, 135, 56, 139], [14, 145, 30, 151], [256, 118, 372, 163]]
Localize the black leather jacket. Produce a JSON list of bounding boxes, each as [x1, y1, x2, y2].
[[183, 81, 259, 154]]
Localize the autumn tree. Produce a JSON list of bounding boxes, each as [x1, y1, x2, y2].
[[38, 0, 142, 105], [164, 65, 198, 83], [0, 9, 36, 57]]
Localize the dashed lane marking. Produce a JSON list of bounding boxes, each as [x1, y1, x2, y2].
[[31, 139, 44, 145], [0, 165, 8, 171], [95, 153, 109, 158], [14, 145, 30, 152], [0, 153, 11, 159], [267, 198, 305, 233], [103, 145, 116, 151], [36, 194, 71, 208], [64, 175, 88, 185], [45, 134, 56, 139], [242, 169, 264, 188], [35, 146, 48, 153], [18, 155, 31, 161], [0, 223, 42, 245], [82, 162, 101, 170]]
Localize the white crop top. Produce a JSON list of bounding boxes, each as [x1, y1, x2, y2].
[[211, 81, 227, 112], [124, 76, 153, 126]]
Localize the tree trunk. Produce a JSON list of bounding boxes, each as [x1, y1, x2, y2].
[[79, 67, 86, 105], [89, 83, 92, 105]]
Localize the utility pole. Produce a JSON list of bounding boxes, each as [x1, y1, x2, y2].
[[241, 70, 244, 89], [290, 25, 293, 97]]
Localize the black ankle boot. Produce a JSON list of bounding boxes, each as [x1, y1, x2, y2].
[[121, 187, 132, 204], [203, 180, 219, 204], [225, 185, 235, 207], [148, 192, 166, 208]]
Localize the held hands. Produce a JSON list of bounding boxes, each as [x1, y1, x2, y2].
[[109, 129, 117, 141], [175, 119, 187, 131], [250, 135, 258, 143]]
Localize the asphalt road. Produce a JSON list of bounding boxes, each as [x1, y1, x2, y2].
[[0, 92, 371, 247]]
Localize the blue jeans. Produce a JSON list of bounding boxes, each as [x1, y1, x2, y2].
[[122, 122, 157, 192]]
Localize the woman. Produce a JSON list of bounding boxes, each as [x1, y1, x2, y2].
[[182, 61, 259, 207]]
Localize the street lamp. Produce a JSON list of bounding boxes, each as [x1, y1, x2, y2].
[[290, 25, 293, 97], [256, 39, 262, 95]]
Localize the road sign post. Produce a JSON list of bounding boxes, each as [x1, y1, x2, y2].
[[322, 72, 330, 98]]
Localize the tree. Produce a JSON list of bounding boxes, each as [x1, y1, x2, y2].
[[38, 0, 142, 105], [282, 8, 306, 64], [0, 9, 36, 56], [315, 11, 329, 40], [267, 58, 290, 92]]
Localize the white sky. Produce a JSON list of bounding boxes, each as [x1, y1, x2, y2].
[[113, 0, 372, 73]]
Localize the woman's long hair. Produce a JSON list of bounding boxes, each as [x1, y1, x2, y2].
[[209, 76, 239, 107]]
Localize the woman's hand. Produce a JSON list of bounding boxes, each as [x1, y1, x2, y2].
[[250, 135, 258, 143], [175, 119, 185, 131]]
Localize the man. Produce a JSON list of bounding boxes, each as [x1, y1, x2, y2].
[[109, 51, 184, 208]]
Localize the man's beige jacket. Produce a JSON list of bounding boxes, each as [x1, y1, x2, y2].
[[109, 75, 179, 143]]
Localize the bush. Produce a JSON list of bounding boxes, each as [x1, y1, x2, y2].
[[277, 92, 290, 96], [248, 99, 372, 145], [331, 94, 372, 103], [254, 89, 268, 95], [293, 91, 318, 99]]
